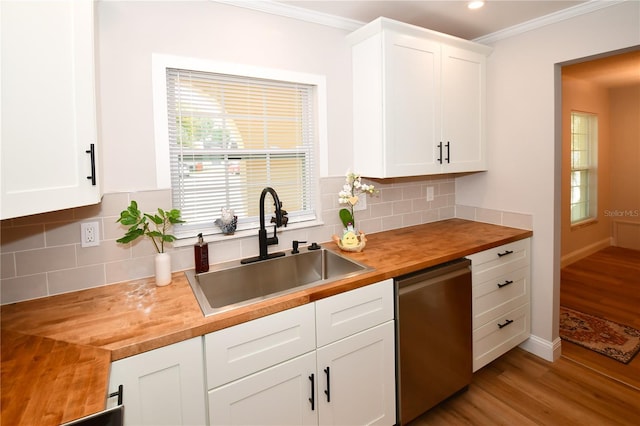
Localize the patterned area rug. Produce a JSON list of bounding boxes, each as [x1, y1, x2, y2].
[[559, 306, 640, 364]]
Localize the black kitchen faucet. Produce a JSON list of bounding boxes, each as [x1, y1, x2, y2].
[[241, 187, 287, 264]]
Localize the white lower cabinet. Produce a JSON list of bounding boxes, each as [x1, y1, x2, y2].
[[108, 337, 207, 426], [467, 238, 531, 371], [206, 279, 396, 426], [106, 281, 396, 426], [316, 322, 396, 426]]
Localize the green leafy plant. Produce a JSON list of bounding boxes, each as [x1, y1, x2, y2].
[[338, 172, 378, 229], [116, 200, 184, 253]]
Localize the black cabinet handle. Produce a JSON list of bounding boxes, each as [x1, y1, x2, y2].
[[497, 280, 514, 288], [324, 367, 331, 402], [497, 250, 514, 257], [445, 141, 450, 163], [86, 143, 96, 186], [308, 374, 315, 410], [498, 319, 514, 329], [108, 384, 123, 406], [437, 142, 443, 164]]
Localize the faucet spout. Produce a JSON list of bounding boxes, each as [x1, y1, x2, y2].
[[241, 187, 287, 264]]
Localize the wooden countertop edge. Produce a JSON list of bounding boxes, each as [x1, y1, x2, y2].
[[0, 329, 112, 425], [0, 219, 532, 425]]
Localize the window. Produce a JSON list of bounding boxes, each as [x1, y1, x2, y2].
[[153, 56, 325, 238], [570, 111, 598, 224]]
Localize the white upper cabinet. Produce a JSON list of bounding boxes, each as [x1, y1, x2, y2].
[[348, 17, 491, 178], [1, 0, 101, 219]]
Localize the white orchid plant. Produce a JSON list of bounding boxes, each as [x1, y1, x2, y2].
[[338, 172, 378, 229]]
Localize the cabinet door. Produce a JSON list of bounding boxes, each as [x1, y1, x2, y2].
[[209, 351, 317, 426], [108, 337, 207, 426], [384, 31, 442, 176], [441, 44, 486, 173], [1, 0, 101, 219], [317, 322, 396, 426]]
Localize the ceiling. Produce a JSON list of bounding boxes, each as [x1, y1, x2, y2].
[[563, 50, 640, 89], [278, 0, 586, 40], [276, 0, 639, 87]]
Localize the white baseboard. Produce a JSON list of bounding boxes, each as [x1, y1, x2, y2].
[[519, 334, 562, 362], [561, 238, 611, 268]]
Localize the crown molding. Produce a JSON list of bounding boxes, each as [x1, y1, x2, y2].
[[473, 0, 627, 44], [212, 0, 363, 32], [213, 0, 627, 42]]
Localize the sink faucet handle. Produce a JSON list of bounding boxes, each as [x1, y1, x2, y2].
[[292, 240, 307, 254]]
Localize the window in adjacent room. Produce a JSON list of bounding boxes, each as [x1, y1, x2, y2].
[[154, 57, 325, 238], [570, 111, 598, 225]]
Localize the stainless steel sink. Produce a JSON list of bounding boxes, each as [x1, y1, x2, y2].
[[185, 247, 372, 316]]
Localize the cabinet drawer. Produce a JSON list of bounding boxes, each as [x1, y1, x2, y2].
[[468, 239, 530, 282], [472, 266, 529, 329], [472, 303, 530, 372], [316, 279, 394, 347], [205, 303, 315, 389]]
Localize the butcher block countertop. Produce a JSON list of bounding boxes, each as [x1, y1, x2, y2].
[[1, 219, 532, 425]]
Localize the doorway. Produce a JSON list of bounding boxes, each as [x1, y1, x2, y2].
[[558, 47, 640, 387]]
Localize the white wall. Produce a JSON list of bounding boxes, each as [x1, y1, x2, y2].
[[456, 1, 640, 360], [97, 1, 354, 192]]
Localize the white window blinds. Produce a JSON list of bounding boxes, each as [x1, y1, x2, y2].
[[166, 68, 316, 237]]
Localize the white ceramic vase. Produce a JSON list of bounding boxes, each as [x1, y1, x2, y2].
[[155, 252, 172, 286]]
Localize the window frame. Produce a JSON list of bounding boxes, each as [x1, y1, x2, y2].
[[152, 54, 328, 241], [569, 110, 598, 226]]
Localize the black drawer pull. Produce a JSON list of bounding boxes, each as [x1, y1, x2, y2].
[[437, 142, 443, 164], [324, 366, 331, 402], [498, 319, 514, 329], [497, 250, 514, 257], [497, 280, 514, 288], [309, 374, 315, 410], [109, 384, 123, 406]]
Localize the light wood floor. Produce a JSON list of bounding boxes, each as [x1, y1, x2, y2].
[[560, 246, 640, 390], [408, 246, 640, 425]]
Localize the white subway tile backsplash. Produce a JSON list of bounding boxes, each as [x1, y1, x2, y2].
[[503, 211, 534, 230], [48, 264, 106, 295], [403, 211, 423, 227], [45, 221, 82, 247], [76, 240, 130, 266], [1, 253, 16, 279], [455, 205, 476, 221], [381, 214, 403, 231], [476, 207, 503, 225], [1, 274, 48, 304], [455, 204, 533, 230], [1, 224, 46, 252], [105, 255, 155, 285], [402, 185, 422, 199], [0, 180, 532, 304], [15, 245, 76, 276]]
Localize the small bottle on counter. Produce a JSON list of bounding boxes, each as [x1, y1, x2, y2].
[[194, 233, 209, 274]]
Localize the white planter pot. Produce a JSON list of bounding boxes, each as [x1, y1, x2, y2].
[[155, 252, 172, 286]]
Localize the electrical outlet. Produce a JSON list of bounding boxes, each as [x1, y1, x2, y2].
[[426, 186, 434, 202], [81, 221, 100, 248]]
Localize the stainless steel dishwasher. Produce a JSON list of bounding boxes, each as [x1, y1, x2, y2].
[[395, 258, 472, 425]]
